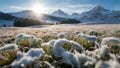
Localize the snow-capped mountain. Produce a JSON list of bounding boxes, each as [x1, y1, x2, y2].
[[50, 9, 70, 18], [49, 5, 120, 24], [9, 10, 66, 23], [10, 10, 35, 19], [73, 5, 120, 23], [89, 5, 111, 14], [77, 6, 112, 22], [1, 5, 120, 26]]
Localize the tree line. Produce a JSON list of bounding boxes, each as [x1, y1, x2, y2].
[[13, 18, 81, 27]]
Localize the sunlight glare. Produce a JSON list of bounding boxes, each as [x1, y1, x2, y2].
[[32, 3, 47, 14]]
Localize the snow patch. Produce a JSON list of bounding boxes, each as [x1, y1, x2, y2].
[[12, 48, 45, 67], [15, 33, 43, 47], [101, 37, 120, 46], [77, 34, 97, 43], [0, 44, 18, 51]]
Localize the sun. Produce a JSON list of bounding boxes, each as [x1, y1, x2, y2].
[[32, 4, 41, 14], [31, 3, 46, 14]]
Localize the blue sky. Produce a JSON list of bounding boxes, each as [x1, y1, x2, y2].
[[0, 0, 120, 14]]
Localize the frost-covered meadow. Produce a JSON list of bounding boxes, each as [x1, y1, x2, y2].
[[0, 24, 120, 68]]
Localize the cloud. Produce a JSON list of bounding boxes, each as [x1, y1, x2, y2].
[[75, 9, 90, 13], [50, 4, 96, 14], [9, 6, 30, 10], [67, 4, 96, 8]]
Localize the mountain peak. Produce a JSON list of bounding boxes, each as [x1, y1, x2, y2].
[[51, 9, 69, 18], [94, 5, 104, 9], [54, 9, 67, 14], [57, 9, 63, 12], [91, 5, 109, 12]]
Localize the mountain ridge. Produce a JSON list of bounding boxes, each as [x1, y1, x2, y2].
[[0, 5, 120, 26], [49, 5, 120, 23], [9, 10, 66, 23], [50, 9, 70, 18]]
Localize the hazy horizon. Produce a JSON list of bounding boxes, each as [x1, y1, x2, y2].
[[0, 0, 120, 14]]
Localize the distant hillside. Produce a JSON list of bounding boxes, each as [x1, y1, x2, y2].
[[0, 12, 16, 20], [0, 12, 17, 27], [9, 10, 66, 23], [9, 10, 81, 25]]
